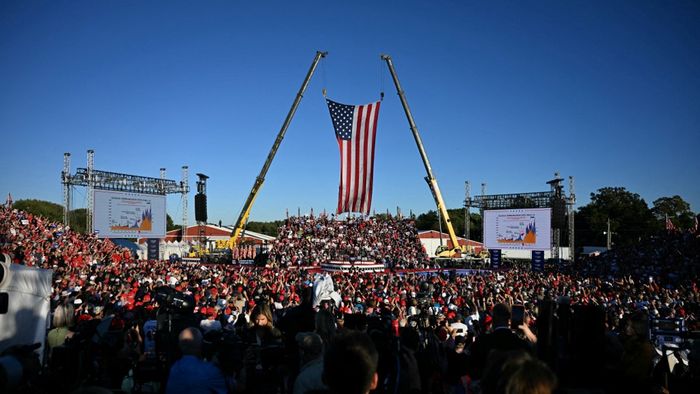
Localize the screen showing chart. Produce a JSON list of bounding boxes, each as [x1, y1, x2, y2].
[[93, 190, 166, 238], [483, 208, 551, 250]]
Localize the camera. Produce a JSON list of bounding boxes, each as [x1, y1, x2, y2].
[[154, 286, 194, 313], [650, 318, 685, 347]]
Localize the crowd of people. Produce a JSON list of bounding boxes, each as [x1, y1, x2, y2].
[[1, 203, 700, 393], [269, 215, 429, 269], [0, 205, 132, 267]]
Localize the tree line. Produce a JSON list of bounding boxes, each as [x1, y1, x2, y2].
[[10, 186, 697, 250], [11, 199, 181, 235]]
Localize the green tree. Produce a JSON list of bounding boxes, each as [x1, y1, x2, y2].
[[13, 199, 63, 223], [651, 195, 694, 230], [416, 210, 439, 231], [246, 220, 284, 237], [466, 212, 484, 242], [68, 208, 87, 234], [374, 213, 391, 221], [166, 214, 181, 231], [414, 208, 483, 241], [12, 200, 92, 233], [575, 187, 656, 248]]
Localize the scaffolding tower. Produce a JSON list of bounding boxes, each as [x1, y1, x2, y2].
[[464, 173, 576, 260], [61, 150, 189, 234]]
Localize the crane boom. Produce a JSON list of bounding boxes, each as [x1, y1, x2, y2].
[[227, 51, 327, 249], [381, 54, 463, 257]]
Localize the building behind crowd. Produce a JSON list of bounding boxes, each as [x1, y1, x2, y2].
[[136, 224, 275, 260], [418, 230, 484, 258]]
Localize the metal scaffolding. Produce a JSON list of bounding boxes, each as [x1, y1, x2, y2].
[[568, 176, 576, 262], [62, 153, 72, 226], [86, 150, 94, 233], [464, 173, 575, 259], [181, 166, 189, 237], [466, 190, 555, 211], [61, 150, 189, 234]]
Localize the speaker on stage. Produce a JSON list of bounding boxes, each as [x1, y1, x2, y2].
[[551, 198, 566, 229], [195, 193, 207, 223]]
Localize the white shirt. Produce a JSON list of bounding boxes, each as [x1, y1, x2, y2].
[[200, 318, 222, 334]]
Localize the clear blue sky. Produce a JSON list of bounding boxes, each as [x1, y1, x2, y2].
[[2, 1, 699, 225]]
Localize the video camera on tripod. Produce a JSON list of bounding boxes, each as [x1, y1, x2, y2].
[[154, 286, 194, 313], [650, 318, 686, 347]]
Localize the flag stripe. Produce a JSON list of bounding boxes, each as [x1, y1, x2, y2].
[[360, 104, 375, 212], [351, 105, 362, 212], [360, 104, 370, 212], [364, 102, 379, 213], [343, 137, 350, 212], [328, 99, 380, 215], [337, 135, 346, 213]]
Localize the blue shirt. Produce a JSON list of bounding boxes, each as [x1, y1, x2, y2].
[[166, 355, 227, 394]]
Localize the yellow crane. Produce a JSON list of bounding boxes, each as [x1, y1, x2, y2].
[[381, 54, 465, 258], [226, 51, 327, 251]]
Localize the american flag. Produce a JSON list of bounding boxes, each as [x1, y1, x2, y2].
[[327, 99, 381, 215], [666, 216, 676, 232]]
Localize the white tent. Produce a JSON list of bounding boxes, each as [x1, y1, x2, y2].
[[0, 259, 53, 363]]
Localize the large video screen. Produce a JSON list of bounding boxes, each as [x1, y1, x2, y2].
[[92, 190, 166, 238], [483, 208, 551, 251]]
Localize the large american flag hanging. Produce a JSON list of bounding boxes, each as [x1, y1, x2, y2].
[[326, 99, 381, 215]]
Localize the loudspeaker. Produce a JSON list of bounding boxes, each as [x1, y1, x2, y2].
[[195, 193, 207, 223], [551, 198, 567, 229]]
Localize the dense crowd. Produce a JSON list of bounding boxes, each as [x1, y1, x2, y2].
[[2, 203, 700, 393], [0, 205, 133, 267], [269, 215, 429, 269]]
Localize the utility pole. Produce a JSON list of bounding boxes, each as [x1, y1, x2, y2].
[[606, 218, 612, 250]]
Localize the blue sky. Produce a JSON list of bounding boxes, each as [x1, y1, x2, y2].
[[2, 1, 699, 225]]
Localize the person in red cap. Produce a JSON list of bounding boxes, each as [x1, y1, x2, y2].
[[200, 307, 222, 334]]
